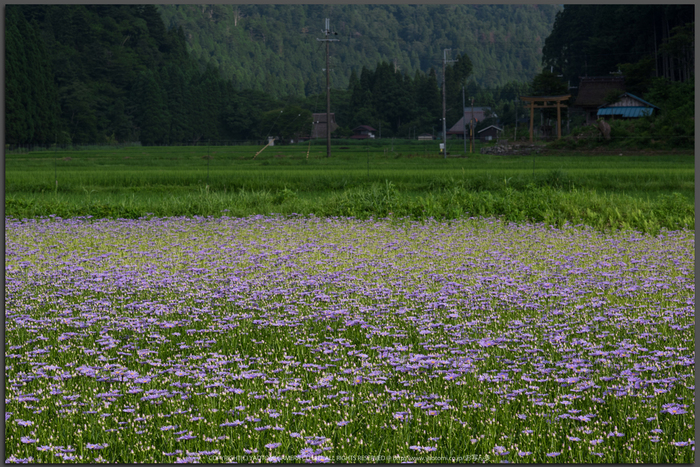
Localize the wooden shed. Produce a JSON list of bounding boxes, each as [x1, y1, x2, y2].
[[477, 125, 503, 143]]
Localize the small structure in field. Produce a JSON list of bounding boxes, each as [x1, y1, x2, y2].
[[447, 107, 495, 136], [597, 92, 659, 120], [573, 76, 626, 125], [350, 125, 377, 139], [477, 125, 503, 143], [418, 133, 433, 140]]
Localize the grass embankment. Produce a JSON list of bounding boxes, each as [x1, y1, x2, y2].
[[5, 142, 694, 234]]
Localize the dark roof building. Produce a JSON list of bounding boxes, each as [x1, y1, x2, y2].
[[447, 107, 496, 135], [350, 125, 377, 139], [574, 76, 625, 124], [597, 92, 659, 119], [311, 113, 338, 139], [477, 125, 504, 143]]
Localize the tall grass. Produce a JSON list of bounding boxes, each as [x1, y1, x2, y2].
[[5, 145, 694, 234], [6, 185, 693, 235]]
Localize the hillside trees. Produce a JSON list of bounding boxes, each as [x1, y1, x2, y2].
[[158, 4, 561, 98], [542, 5, 694, 92], [6, 4, 292, 145], [6, 7, 62, 144]]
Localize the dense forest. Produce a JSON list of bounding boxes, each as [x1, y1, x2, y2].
[[157, 4, 560, 98], [543, 5, 693, 92], [6, 4, 693, 146]]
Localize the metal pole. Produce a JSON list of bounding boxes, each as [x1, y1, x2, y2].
[[470, 97, 474, 153], [54, 134, 58, 194], [326, 38, 331, 158], [316, 18, 338, 158], [529, 101, 534, 143], [442, 49, 447, 159], [463, 86, 466, 154], [514, 98, 518, 141]]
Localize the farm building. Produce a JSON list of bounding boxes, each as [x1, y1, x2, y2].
[[311, 113, 338, 139], [597, 92, 659, 120], [350, 125, 377, 139], [477, 125, 503, 143], [573, 76, 626, 125], [447, 107, 496, 136]]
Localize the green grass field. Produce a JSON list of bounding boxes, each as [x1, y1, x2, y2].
[[4, 141, 694, 234]]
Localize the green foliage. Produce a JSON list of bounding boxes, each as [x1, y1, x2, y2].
[[5, 5, 293, 146], [157, 4, 560, 98], [543, 5, 693, 90], [5, 6, 62, 144]]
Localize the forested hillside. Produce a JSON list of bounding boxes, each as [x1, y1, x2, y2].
[[7, 4, 691, 147], [157, 4, 560, 97]]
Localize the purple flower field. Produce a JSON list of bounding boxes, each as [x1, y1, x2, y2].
[[5, 215, 694, 463]]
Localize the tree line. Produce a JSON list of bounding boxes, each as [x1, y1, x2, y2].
[[7, 4, 692, 147]]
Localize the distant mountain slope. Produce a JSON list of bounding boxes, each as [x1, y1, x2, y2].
[[157, 4, 561, 98]]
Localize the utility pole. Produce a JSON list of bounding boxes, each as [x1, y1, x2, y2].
[[317, 18, 338, 158], [462, 86, 466, 154], [514, 98, 518, 141], [442, 48, 455, 159], [470, 97, 474, 153]]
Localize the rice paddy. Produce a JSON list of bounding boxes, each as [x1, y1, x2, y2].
[[4, 215, 694, 463]]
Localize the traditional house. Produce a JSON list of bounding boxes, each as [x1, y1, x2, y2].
[[350, 125, 377, 139], [477, 125, 503, 143], [446, 107, 496, 136], [311, 113, 338, 139], [573, 76, 625, 125], [597, 92, 659, 120]]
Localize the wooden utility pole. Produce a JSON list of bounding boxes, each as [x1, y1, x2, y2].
[[317, 19, 338, 158]]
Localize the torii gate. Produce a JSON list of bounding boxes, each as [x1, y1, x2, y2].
[[519, 95, 571, 142]]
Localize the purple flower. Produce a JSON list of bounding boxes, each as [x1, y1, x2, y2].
[[265, 443, 282, 450], [546, 452, 561, 457], [20, 437, 37, 444], [220, 420, 244, 427], [86, 443, 108, 450]]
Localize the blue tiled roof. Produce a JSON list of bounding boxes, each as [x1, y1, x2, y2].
[[597, 107, 654, 118]]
